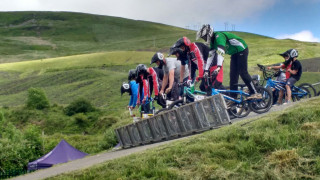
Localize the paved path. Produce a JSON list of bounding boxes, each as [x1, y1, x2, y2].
[[12, 101, 298, 180]]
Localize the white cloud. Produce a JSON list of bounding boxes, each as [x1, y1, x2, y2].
[[276, 30, 320, 42], [0, 0, 276, 28]]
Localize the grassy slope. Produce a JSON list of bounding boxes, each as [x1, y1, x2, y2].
[[49, 97, 320, 180], [0, 11, 193, 63]]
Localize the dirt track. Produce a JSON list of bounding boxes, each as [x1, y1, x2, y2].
[[12, 102, 297, 180]]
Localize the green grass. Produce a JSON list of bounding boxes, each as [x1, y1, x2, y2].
[[48, 97, 320, 180]]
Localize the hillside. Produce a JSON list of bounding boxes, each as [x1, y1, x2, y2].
[[1, 11, 320, 176], [0, 11, 193, 63]]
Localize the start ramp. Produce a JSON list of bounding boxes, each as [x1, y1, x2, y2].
[[115, 94, 230, 148]]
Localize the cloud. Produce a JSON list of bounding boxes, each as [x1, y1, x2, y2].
[[0, 0, 276, 28], [276, 30, 320, 42]]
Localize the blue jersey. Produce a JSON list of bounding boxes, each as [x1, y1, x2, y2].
[[128, 80, 139, 107]]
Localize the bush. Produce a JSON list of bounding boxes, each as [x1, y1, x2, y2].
[[74, 113, 89, 128], [26, 88, 50, 110], [64, 98, 95, 116], [100, 129, 118, 149]]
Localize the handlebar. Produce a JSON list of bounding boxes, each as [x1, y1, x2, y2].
[[257, 64, 277, 79]]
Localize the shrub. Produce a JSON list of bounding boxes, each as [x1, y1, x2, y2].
[[74, 113, 89, 128], [64, 98, 95, 116], [26, 88, 50, 110], [100, 129, 118, 149]]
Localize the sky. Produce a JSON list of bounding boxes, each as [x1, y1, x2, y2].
[[1, 0, 320, 42]]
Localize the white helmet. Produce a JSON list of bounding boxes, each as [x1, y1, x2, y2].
[[196, 24, 214, 44], [289, 49, 298, 58]]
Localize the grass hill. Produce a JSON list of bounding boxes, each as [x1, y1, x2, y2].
[[0, 11, 320, 174], [0, 11, 193, 63]]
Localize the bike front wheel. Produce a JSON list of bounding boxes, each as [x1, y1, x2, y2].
[[248, 87, 273, 114]]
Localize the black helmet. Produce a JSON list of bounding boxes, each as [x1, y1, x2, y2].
[[150, 52, 164, 65], [120, 82, 130, 95], [173, 37, 191, 49], [279, 49, 298, 58], [136, 64, 148, 76], [168, 47, 183, 56], [128, 69, 136, 80]]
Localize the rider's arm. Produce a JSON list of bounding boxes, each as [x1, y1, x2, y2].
[[216, 46, 225, 67], [148, 68, 159, 96], [130, 82, 138, 107], [180, 65, 185, 82], [193, 45, 205, 78], [161, 73, 169, 93], [213, 32, 227, 67], [270, 65, 281, 70], [205, 50, 216, 71], [288, 69, 298, 74], [142, 76, 149, 101], [168, 69, 175, 89]]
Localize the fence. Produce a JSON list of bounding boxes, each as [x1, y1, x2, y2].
[[115, 94, 230, 148]]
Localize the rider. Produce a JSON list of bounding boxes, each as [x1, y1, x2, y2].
[[135, 64, 163, 109], [120, 69, 139, 110], [268, 49, 302, 104], [150, 52, 189, 102], [170, 37, 224, 95], [170, 37, 207, 83], [196, 24, 261, 99]]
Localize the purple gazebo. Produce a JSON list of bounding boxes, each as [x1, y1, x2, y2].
[[28, 139, 88, 170]]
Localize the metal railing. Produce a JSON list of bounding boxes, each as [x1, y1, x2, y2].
[[115, 94, 230, 148]]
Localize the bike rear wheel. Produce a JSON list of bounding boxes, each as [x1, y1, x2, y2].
[[298, 83, 317, 97], [228, 101, 251, 118], [248, 87, 273, 114], [292, 86, 311, 101]]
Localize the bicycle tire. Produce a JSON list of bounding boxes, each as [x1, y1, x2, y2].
[[168, 99, 184, 109], [298, 83, 317, 97], [317, 91, 320, 96], [155, 108, 170, 115], [293, 86, 311, 101], [248, 86, 273, 114], [228, 101, 251, 118]]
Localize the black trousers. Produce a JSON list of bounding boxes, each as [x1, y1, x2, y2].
[[230, 48, 257, 98]]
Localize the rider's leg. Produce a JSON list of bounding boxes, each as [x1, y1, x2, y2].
[[236, 48, 258, 96], [278, 90, 284, 104], [285, 77, 297, 103], [286, 85, 292, 102], [230, 55, 240, 99]]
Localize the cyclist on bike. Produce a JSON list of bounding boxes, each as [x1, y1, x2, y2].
[[150, 52, 189, 102], [170, 37, 207, 83], [196, 24, 261, 99], [120, 69, 140, 110], [268, 49, 302, 104], [135, 64, 163, 109]]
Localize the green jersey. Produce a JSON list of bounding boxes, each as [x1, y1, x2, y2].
[[210, 32, 248, 55]]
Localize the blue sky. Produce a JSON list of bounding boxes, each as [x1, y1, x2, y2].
[[212, 0, 320, 42], [1, 0, 319, 42]]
